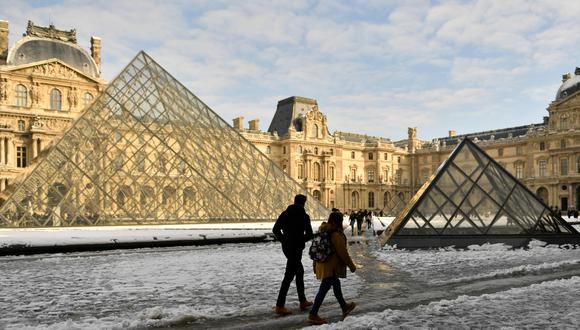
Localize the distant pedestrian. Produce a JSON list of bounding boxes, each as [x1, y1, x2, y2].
[[272, 194, 314, 316], [356, 210, 364, 235], [349, 212, 356, 235], [307, 211, 357, 325]]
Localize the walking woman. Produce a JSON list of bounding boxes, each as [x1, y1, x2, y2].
[[308, 212, 357, 325]]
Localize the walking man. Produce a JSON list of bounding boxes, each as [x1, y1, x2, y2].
[[273, 194, 314, 316]]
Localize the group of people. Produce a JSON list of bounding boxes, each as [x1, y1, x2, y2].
[[346, 209, 375, 236], [272, 194, 357, 325]]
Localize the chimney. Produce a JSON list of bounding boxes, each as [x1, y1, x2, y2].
[[543, 116, 549, 125], [249, 119, 260, 131], [575, 67, 580, 76], [448, 130, 456, 138], [563, 72, 572, 82], [233, 116, 244, 130], [0, 20, 8, 64], [90, 36, 102, 74]]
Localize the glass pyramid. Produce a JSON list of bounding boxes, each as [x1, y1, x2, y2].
[[0, 52, 329, 227], [380, 193, 408, 217], [379, 139, 580, 248]]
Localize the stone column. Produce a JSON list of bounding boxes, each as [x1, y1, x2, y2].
[[32, 138, 37, 159], [0, 137, 5, 165]]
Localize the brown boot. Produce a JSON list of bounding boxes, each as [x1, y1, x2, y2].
[[299, 300, 313, 311], [307, 314, 328, 325], [274, 306, 292, 316], [342, 302, 356, 319]]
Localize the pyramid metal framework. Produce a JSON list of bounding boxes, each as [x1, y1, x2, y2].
[[379, 139, 580, 248], [0, 52, 329, 227], [379, 192, 408, 217]]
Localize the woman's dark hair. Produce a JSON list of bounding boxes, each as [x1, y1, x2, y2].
[[328, 211, 344, 230]]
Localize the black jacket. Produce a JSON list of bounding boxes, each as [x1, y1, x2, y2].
[[272, 204, 314, 252]]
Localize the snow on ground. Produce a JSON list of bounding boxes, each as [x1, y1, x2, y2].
[[0, 222, 324, 247], [376, 240, 580, 286], [0, 242, 362, 329], [318, 275, 580, 329]]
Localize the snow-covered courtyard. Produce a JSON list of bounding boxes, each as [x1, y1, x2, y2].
[[2, 223, 580, 329]]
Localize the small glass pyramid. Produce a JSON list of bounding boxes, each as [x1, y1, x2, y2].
[[0, 52, 329, 227], [379, 139, 580, 248]]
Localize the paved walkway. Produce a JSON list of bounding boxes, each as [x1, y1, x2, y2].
[[176, 230, 580, 329]]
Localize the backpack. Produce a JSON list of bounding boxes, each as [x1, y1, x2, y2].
[[309, 232, 334, 262]]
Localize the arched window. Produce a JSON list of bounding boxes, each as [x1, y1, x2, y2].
[[116, 186, 132, 209], [351, 191, 359, 209], [15, 84, 27, 107], [383, 191, 391, 207], [310, 124, 319, 138], [536, 187, 549, 204], [313, 190, 321, 201], [162, 186, 176, 208], [50, 88, 62, 111], [314, 147, 318, 155], [368, 192, 375, 208], [84, 92, 94, 106], [183, 187, 195, 207], [351, 151, 355, 159], [313, 162, 321, 181]]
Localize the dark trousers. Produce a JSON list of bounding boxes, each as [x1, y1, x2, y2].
[[310, 276, 346, 315], [276, 249, 306, 307]]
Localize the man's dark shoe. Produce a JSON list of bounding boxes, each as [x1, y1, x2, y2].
[[307, 314, 328, 325], [274, 306, 292, 316], [299, 300, 313, 311], [342, 302, 356, 319]]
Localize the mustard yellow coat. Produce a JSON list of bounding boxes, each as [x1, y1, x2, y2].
[[313, 223, 356, 279]]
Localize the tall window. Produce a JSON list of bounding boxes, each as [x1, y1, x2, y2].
[[539, 160, 547, 177], [266, 146, 271, 154], [50, 88, 62, 111], [17, 120, 25, 131], [560, 117, 569, 130], [498, 148, 504, 157], [577, 156, 580, 173], [539, 142, 545, 151], [561, 139, 566, 148], [16, 146, 27, 168], [367, 169, 375, 183], [282, 146, 286, 154], [368, 152, 373, 160], [561, 158, 568, 176], [350, 168, 356, 182], [329, 166, 335, 181], [15, 84, 27, 107], [515, 163, 523, 179], [298, 164, 304, 179], [84, 92, 93, 106], [384, 153, 388, 160], [351, 191, 359, 209], [396, 169, 402, 184], [368, 192, 375, 208], [351, 151, 355, 159], [516, 146, 523, 155], [313, 163, 320, 181], [383, 191, 390, 207]]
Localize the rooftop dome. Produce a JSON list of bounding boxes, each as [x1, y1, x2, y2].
[[555, 68, 580, 101], [7, 37, 99, 77]]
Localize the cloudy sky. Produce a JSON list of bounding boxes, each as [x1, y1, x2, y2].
[[3, 0, 580, 140]]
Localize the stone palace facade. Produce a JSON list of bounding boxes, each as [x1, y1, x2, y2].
[[1, 20, 579, 215], [0, 20, 106, 192]]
